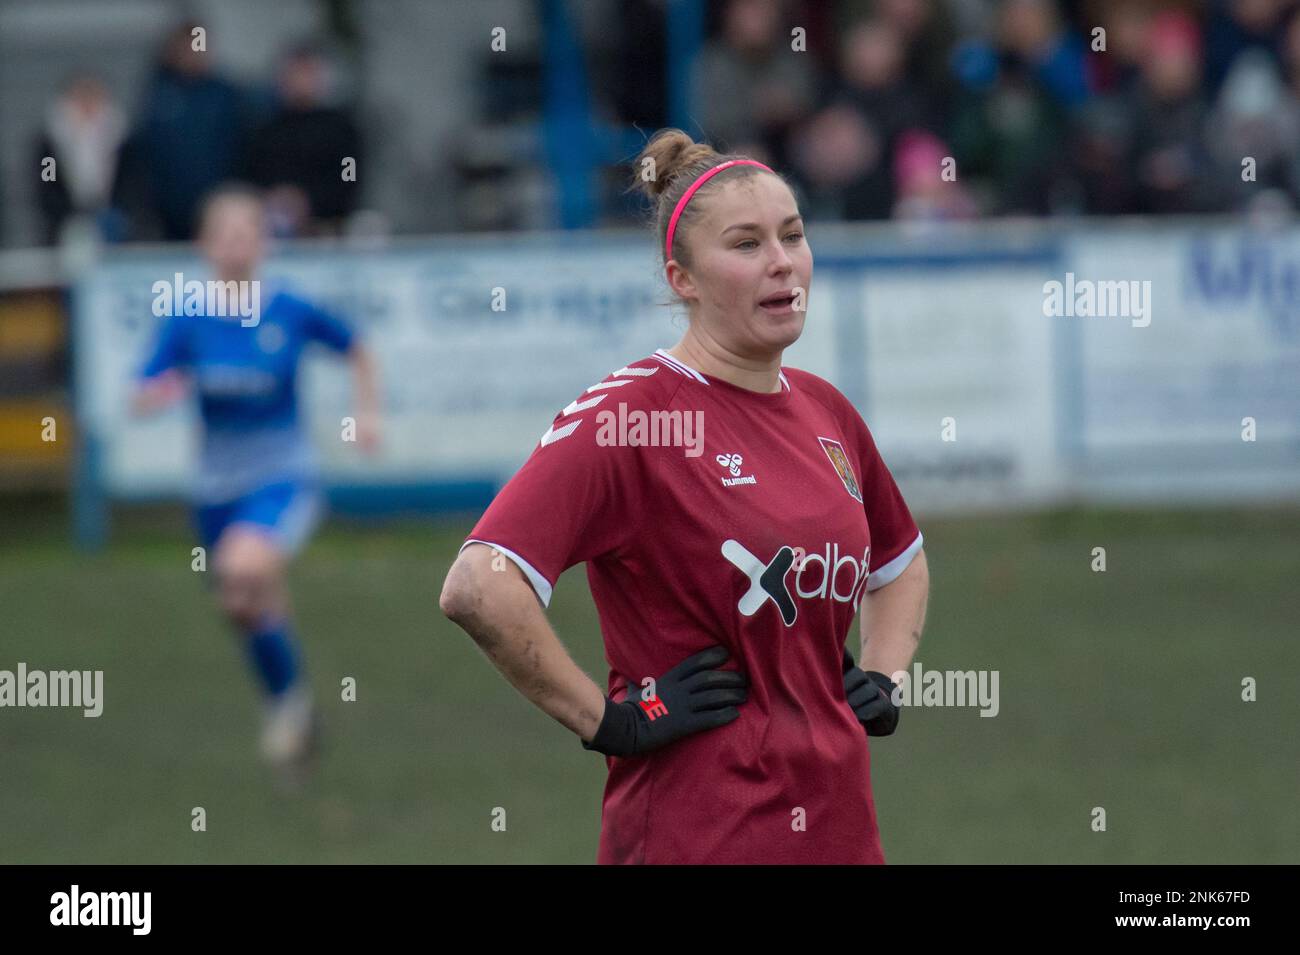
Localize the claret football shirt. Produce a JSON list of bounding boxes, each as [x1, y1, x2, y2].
[[462, 348, 923, 864]]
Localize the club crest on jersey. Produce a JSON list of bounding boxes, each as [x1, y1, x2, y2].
[[818, 436, 862, 503], [256, 322, 286, 354]]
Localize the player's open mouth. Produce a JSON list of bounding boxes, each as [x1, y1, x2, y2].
[[758, 290, 797, 314]]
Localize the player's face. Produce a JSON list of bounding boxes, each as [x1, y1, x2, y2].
[[201, 198, 266, 278], [682, 175, 812, 358]]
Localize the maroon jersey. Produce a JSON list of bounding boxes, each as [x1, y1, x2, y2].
[[462, 349, 922, 864]]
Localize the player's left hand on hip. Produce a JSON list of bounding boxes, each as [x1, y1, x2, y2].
[[842, 648, 900, 737]]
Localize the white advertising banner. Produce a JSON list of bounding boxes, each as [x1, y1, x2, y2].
[[1064, 226, 1300, 501], [74, 225, 1300, 515], [854, 261, 1062, 513], [75, 236, 841, 498]]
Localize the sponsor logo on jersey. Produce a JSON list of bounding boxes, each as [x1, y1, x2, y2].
[[196, 365, 278, 397], [722, 539, 871, 627], [818, 436, 862, 502], [715, 452, 757, 487]]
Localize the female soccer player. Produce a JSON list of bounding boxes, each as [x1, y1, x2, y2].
[[133, 184, 379, 780], [439, 130, 928, 863]]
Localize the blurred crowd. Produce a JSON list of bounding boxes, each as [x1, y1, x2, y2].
[[609, 0, 1300, 221], [34, 20, 363, 246], [29, 0, 1300, 247]]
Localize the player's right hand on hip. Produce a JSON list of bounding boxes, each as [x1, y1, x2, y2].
[[582, 645, 748, 757]]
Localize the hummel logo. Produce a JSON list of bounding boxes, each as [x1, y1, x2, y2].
[[715, 452, 757, 487], [721, 539, 798, 626], [716, 453, 743, 476]]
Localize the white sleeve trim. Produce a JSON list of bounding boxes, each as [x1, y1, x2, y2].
[[866, 532, 924, 592], [459, 539, 554, 608]]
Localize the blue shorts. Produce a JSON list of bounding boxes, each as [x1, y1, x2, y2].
[[193, 481, 324, 556]]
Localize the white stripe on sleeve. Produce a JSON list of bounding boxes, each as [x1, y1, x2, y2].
[[458, 538, 555, 607], [865, 532, 924, 592]]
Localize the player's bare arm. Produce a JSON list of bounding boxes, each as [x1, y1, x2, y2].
[[859, 547, 929, 679], [439, 542, 607, 742], [348, 341, 381, 452]]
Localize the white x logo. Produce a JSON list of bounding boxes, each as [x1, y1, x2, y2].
[[721, 539, 798, 626]]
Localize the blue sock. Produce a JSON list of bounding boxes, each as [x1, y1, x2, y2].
[[245, 619, 301, 698]]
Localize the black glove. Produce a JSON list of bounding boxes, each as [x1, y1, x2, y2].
[[583, 645, 748, 757], [842, 648, 900, 737]]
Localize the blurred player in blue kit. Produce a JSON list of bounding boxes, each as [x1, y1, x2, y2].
[[133, 184, 380, 782]]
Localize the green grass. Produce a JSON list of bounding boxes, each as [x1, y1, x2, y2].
[[1, 501, 1297, 863]]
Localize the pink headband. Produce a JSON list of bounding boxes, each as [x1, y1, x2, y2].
[[664, 159, 774, 261]]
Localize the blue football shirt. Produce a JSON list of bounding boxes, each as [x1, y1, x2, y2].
[[138, 286, 356, 502]]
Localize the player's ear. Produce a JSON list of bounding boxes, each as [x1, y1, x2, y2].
[[665, 260, 697, 302]]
